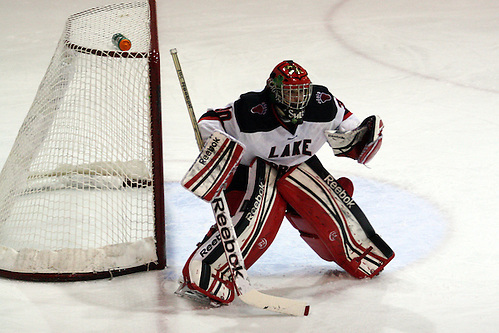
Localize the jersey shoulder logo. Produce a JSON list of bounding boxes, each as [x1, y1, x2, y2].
[[315, 91, 332, 104], [250, 102, 268, 115]]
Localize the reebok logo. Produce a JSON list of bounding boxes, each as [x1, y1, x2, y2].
[[199, 234, 221, 257], [211, 197, 246, 280], [323, 175, 355, 208], [257, 237, 268, 249], [198, 137, 221, 165], [245, 182, 265, 222]]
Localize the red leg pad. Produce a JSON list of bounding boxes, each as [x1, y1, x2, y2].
[[286, 210, 335, 261], [277, 161, 394, 279]]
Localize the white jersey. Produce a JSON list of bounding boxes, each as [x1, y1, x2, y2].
[[198, 85, 360, 167]]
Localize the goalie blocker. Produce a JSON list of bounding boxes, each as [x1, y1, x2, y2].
[[182, 130, 245, 202]]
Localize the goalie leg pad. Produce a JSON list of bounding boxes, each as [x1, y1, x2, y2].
[[181, 130, 245, 202], [181, 158, 287, 303], [277, 156, 394, 279], [285, 177, 354, 262], [286, 209, 335, 262]]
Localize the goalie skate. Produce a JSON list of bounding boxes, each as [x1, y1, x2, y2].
[[175, 278, 225, 308]]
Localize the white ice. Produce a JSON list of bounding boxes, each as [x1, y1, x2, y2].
[[0, 0, 498, 332]]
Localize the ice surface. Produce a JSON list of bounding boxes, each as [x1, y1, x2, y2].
[[0, 0, 498, 332]]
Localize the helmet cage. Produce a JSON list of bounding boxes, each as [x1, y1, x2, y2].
[[267, 61, 312, 124]]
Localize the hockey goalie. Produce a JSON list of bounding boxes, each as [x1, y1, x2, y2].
[[176, 60, 394, 305]]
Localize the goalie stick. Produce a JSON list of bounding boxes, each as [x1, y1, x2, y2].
[[170, 48, 310, 316]]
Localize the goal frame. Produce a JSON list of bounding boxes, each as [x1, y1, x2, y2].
[[0, 0, 165, 282]]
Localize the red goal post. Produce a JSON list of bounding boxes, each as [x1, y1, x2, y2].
[[0, 0, 165, 281]]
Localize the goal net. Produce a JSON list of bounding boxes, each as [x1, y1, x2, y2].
[[0, 0, 165, 281]]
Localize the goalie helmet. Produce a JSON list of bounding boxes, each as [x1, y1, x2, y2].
[[267, 60, 312, 125]]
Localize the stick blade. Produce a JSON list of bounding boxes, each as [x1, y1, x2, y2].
[[239, 289, 310, 316]]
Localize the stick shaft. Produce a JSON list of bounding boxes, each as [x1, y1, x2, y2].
[[170, 48, 203, 150], [170, 48, 251, 294]]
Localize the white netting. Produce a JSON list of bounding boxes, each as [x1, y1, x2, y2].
[[0, 1, 162, 275]]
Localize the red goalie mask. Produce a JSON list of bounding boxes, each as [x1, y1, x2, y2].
[[267, 60, 312, 125]]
